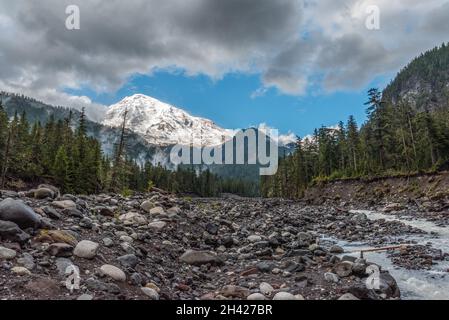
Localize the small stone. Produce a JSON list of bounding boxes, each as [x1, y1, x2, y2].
[[47, 243, 74, 257], [0, 220, 30, 243], [329, 245, 344, 254], [149, 207, 165, 216], [119, 212, 147, 225], [34, 188, 54, 199], [205, 223, 219, 235], [74, 240, 99, 259], [179, 250, 224, 266], [120, 235, 133, 243], [145, 282, 160, 292], [52, 200, 77, 210], [77, 294, 94, 300], [141, 287, 159, 300], [334, 261, 353, 278], [11, 266, 32, 276], [248, 235, 262, 243], [324, 272, 340, 283], [259, 282, 274, 296], [17, 253, 35, 270], [247, 293, 267, 300], [117, 254, 139, 269], [100, 264, 126, 282], [338, 293, 360, 300], [148, 221, 167, 230], [272, 292, 299, 300], [0, 246, 17, 260], [140, 200, 155, 213], [42, 206, 61, 219], [102, 237, 114, 247]]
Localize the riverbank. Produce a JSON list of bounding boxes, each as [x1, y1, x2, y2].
[[0, 186, 405, 300]]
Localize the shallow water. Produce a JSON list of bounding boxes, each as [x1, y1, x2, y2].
[[326, 210, 449, 300]]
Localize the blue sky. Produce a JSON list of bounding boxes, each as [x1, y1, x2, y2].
[[66, 71, 392, 137]]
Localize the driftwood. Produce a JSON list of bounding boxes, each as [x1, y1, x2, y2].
[[351, 244, 410, 258]]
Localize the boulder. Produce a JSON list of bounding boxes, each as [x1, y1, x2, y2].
[[74, 240, 99, 259], [38, 184, 60, 198], [34, 188, 54, 200], [0, 198, 41, 229], [0, 220, 31, 243]]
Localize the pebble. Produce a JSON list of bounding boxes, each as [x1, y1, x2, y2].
[[100, 264, 127, 282], [0, 246, 17, 260], [11, 266, 32, 276], [272, 292, 299, 300], [74, 240, 99, 259], [247, 293, 267, 300], [259, 282, 274, 296], [141, 287, 160, 300]]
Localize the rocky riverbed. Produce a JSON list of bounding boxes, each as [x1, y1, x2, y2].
[[1, 185, 439, 300]]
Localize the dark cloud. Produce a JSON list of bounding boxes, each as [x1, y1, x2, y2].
[[1, 0, 449, 118]]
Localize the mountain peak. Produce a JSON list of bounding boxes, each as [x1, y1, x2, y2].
[[103, 94, 233, 146]]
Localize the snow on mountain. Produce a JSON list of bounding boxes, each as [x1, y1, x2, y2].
[[103, 94, 234, 147]]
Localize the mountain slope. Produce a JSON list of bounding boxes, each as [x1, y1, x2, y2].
[[103, 94, 234, 147], [383, 43, 449, 111], [0, 92, 169, 165]]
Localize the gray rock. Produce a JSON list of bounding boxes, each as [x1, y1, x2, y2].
[[52, 200, 76, 210], [0, 198, 41, 229], [47, 243, 74, 257], [329, 245, 344, 254], [0, 220, 30, 243], [86, 278, 121, 294], [100, 264, 127, 282], [117, 254, 139, 269], [272, 292, 299, 300], [351, 212, 368, 223], [324, 272, 340, 283], [17, 253, 35, 270], [102, 237, 114, 247], [74, 240, 99, 259], [34, 188, 54, 200], [42, 206, 61, 220], [334, 261, 353, 278], [179, 250, 224, 266], [247, 293, 267, 300], [38, 184, 60, 198], [148, 221, 166, 230], [77, 294, 94, 300], [141, 287, 159, 300], [149, 207, 165, 216], [0, 246, 17, 260], [140, 200, 155, 213], [338, 293, 360, 300]]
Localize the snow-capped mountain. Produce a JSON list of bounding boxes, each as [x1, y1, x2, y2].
[[103, 94, 234, 147]]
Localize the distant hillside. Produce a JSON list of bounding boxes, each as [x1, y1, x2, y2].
[[0, 92, 167, 164], [383, 43, 449, 111]]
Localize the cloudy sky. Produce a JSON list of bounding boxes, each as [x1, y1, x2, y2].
[[1, 0, 449, 136]]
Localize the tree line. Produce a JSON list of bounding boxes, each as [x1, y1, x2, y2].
[[0, 100, 256, 197], [261, 88, 449, 198]]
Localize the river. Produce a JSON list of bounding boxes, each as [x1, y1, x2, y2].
[[326, 210, 449, 300]]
